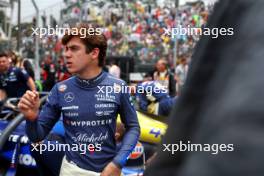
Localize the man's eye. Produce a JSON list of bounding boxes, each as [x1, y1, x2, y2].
[[71, 47, 78, 51], [69, 46, 80, 51], [65, 46, 79, 52]]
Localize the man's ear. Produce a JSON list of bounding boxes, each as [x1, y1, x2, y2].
[[91, 48, 100, 60]]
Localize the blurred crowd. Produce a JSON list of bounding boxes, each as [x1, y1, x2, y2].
[[19, 0, 213, 69], [103, 1, 212, 66], [0, 1, 215, 98]]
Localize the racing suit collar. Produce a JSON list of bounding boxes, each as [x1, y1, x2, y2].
[[74, 71, 106, 88]]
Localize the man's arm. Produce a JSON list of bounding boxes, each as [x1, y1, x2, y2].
[[136, 92, 148, 111], [102, 89, 140, 176], [27, 77, 36, 91], [114, 91, 140, 167], [18, 68, 36, 91]]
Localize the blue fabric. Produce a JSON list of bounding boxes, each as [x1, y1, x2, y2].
[[136, 81, 176, 116], [0, 67, 30, 98], [31, 139, 64, 176], [136, 81, 169, 111], [159, 97, 177, 116], [26, 71, 140, 172]]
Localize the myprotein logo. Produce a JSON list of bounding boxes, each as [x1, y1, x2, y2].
[[64, 119, 113, 127]]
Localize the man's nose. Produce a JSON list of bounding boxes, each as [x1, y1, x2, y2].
[[63, 49, 71, 59]]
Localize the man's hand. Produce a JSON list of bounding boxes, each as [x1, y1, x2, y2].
[[0, 89, 7, 101], [101, 162, 121, 176], [18, 90, 40, 121]]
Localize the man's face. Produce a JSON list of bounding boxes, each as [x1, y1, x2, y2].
[[156, 60, 166, 72], [181, 59, 187, 65], [44, 57, 52, 64], [63, 37, 99, 75], [0, 56, 10, 73]]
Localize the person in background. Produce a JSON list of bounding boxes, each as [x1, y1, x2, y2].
[[175, 56, 189, 95], [55, 56, 71, 82], [133, 81, 176, 117], [0, 52, 36, 106], [153, 59, 176, 97], [41, 55, 56, 91], [7, 50, 19, 67], [109, 59, 121, 78], [21, 59, 45, 92], [21, 59, 35, 80]]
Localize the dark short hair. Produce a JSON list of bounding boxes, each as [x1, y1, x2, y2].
[[61, 23, 107, 67], [8, 50, 18, 65], [0, 52, 8, 58]]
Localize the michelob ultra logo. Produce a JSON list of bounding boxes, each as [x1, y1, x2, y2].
[[129, 142, 144, 159]]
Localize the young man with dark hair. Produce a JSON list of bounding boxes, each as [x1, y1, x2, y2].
[[0, 52, 36, 101], [18, 24, 140, 176]]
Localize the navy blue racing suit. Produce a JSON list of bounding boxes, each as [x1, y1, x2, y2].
[[0, 67, 31, 98], [26, 71, 140, 172]]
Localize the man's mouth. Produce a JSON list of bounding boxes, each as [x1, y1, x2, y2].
[[66, 62, 73, 67]]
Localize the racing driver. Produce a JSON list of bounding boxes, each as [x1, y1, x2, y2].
[[18, 23, 140, 176]]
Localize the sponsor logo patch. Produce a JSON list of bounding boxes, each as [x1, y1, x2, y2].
[[64, 92, 75, 102], [129, 142, 144, 159], [59, 84, 67, 92]]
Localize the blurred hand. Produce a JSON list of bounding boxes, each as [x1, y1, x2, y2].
[[101, 162, 121, 176], [18, 90, 40, 121]]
